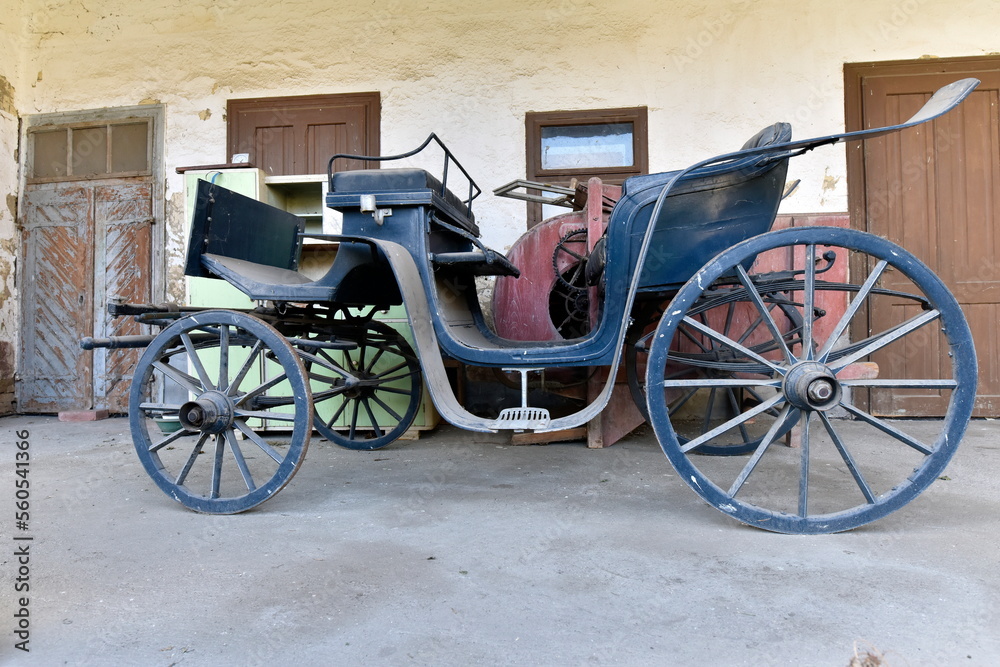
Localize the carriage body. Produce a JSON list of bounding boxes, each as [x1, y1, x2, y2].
[[103, 79, 981, 533]]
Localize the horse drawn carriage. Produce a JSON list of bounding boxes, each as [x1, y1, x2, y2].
[[83, 78, 980, 533]]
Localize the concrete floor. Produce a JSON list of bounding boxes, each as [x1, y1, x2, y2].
[[1, 414, 999, 666]]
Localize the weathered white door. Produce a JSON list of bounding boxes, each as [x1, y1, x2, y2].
[[19, 110, 160, 413], [20, 180, 153, 412]]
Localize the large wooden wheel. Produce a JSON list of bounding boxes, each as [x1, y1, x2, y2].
[[645, 227, 977, 533]]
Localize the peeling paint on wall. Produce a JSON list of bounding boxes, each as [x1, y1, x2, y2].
[[165, 191, 187, 304], [0, 76, 14, 116], [822, 168, 841, 192], [0, 239, 13, 309]]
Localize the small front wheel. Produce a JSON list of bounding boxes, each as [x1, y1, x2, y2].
[[129, 310, 312, 513]]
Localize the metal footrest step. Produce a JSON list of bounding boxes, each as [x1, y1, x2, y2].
[[489, 407, 551, 431]]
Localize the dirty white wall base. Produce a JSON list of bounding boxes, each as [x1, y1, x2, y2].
[[0, 8, 27, 414], [3, 0, 997, 413]]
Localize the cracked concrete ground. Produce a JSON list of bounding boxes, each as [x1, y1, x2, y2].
[[1, 414, 998, 666]]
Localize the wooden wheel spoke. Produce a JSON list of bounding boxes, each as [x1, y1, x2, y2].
[[680, 394, 785, 454], [701, 387, 717, 433], [726, 388, 751, 444], [299, 349, 351, 378], [839, 403, 934, 455], [361, 399, 384, 438], [219, 325, 230, 387], [175, 433, 210, 486], [152, 360, 204, 395], [839, 379, 957, 389], [311, 385, 351, 402], [801, 244, 816, 361], [226, 340, 264, 396], [365, 347, 387, 374], [236, 372, 289, 404], [736, 265, 795, 365], [139, 402, 183, 413], [830, 309, 940, 373], [372, 360, 409, 379], [818, 411, 876, 504], [662, 378, 782, 389], [226, 430, 257, 492], [181, 332, 216, 391], [235, 421, 285, 464], [678, 322, 711, 353], [348, 401, 361, 439], [369, 393, 404, 422], [210, 433, 225, 499], [235, 409, 297, 423], [727, 405, 795, 497], [817, 260, 888, 363], [681, 316, 785, 375], [325, 397, 350, 427], [798, 411, 812, 517], [148, 427, 189, 453], [668, 388, 699, 416]]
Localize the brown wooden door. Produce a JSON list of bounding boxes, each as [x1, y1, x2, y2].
[[19, 180, 152, 413], [846, 59, 1000, 416], [227, 93, 380, 175]]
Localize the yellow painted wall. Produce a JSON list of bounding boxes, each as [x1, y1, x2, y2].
[[0, 5, 27, 412], [18, 1, 999, 252], [3, 0, 998, 409]]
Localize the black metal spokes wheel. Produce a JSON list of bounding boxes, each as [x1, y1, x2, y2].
[[626, 292, 803, 456], [550, 228, 592, 338], [129, 310, 312, 514], [645, 227, 977, 534], [301, 319, 422, 451]]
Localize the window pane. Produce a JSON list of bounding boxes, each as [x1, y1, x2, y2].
[[111, 122, 150, 173], [71, 126, 109, 177], [32, 130, 68, 178], [540, 122, 633, 170]]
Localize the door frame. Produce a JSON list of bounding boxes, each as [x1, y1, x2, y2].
[[844, 55, 1000, 234], [17, 104, 165, 410]]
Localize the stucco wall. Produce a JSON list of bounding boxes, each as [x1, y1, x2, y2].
[[8, 0, 998, 381], [0, 7, 26, 413]]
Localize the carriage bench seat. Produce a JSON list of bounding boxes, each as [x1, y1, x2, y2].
[[330, 167, 480, 237], [330, 167, 518, 277], [429, 248, 520, 278]]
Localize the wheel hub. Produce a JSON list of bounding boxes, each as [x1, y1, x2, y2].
[[783, 361, 842, 411], [179, 390, 236, 433]]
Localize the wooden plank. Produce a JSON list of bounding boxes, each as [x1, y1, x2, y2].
[[94, 182, 153, 412], [511, 427, 587, 446], [858, 70, 1000, 416], [19, 184, 95, 412]]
